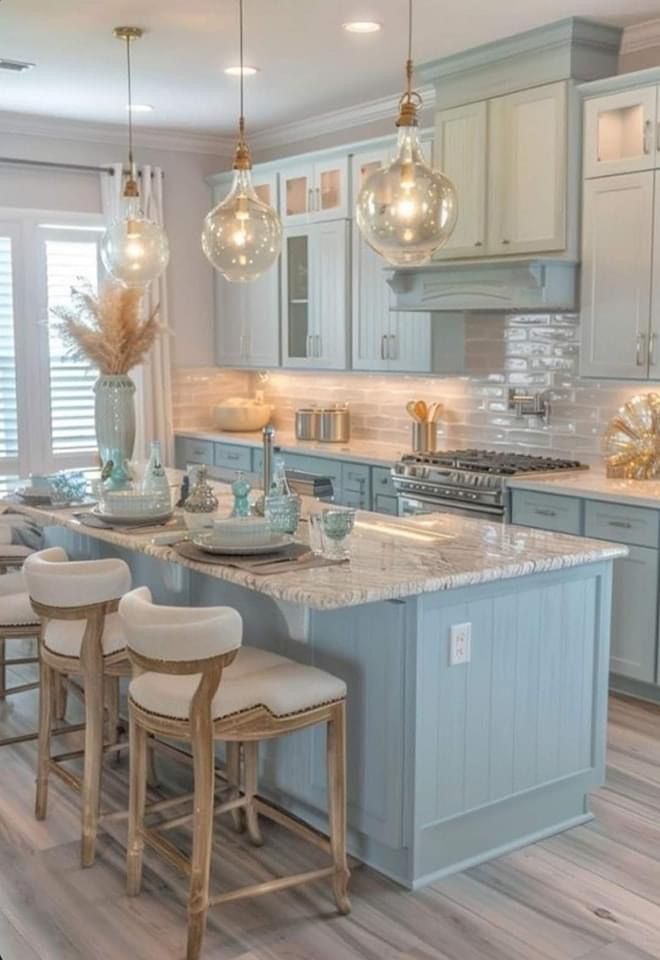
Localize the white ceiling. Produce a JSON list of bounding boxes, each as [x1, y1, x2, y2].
[[0, 0, 656, 138]]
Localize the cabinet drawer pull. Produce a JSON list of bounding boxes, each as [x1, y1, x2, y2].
[[636, 332, 647, 367], [226, 452, 240, 461], [535, 508, 557, 517], [474, 241, 483, 247], [192, 447, 205, 457], [502, 238, 511, 245], [644, 119, 652, 154], [608, 520, 632, 529]]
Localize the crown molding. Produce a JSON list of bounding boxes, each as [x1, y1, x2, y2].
[[0, 83, 437, 161], [0, 110, 235, 157], [621, 19, 660, 55], [248, 84, 436, 153]]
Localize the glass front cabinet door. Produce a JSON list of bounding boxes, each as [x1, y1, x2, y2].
[[584, 86, 659, 178], [280, 158, 348, 225], [281, 221, 348, 369]]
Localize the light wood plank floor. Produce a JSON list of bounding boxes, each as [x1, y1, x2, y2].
[[1, 645, 659, 960]]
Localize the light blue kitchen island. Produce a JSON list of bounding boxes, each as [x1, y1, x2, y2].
[[11, 492, 625, 889]]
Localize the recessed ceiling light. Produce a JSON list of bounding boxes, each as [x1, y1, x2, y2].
[[0, 58, 35, 72], [224, 65, 259, 76], [343, 21, 382, 34], [126, 103, 154, 112]]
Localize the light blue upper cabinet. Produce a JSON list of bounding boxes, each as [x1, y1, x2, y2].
[[351, 145, 433, 374], [433, 100, 488, 259], [213, 171, 281, 369], [281, 220, 349, 370], [279, 157, 349, 226]]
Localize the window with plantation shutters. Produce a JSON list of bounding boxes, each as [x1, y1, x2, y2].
[[41, 229, 101, 457], [0, 234, 19, 470], [0, 211, 105, 477]]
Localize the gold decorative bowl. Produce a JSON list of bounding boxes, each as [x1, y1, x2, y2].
[[604, 393, 660, 480]]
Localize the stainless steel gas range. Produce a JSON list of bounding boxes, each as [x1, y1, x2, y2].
[[392, 449, 588, 521]]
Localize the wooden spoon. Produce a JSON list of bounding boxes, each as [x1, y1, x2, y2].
[[414, 400, 427, 422], [427, 401, 443, 423], [406, 400, 421, 421]]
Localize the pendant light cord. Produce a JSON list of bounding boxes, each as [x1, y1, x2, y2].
[[125, 34, 134, 171], [238, 0, 245, 142], [405, 0, 413, 99]]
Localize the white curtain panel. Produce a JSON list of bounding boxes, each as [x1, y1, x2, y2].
[[100, 163, 174, 466]]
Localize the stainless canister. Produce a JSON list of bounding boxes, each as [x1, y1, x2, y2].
[[412, 422, 437, 453], [319, 406, 350, 443], [295, 408, 320, 441]]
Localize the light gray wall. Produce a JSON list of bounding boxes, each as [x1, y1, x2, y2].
[[1, 129, 229, 367]]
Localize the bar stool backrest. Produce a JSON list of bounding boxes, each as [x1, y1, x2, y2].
[[24, 547, 131, 611], [119, 587, 243, 676]]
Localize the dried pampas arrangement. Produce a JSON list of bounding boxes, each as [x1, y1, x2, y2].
[[51, 281, 161, 375]]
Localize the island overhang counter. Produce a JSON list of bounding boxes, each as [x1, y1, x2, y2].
[[5, 494, 626, 890]]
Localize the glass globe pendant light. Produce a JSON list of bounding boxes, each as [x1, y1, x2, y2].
[[100, 27, 170, 288], [356, 0, 458, 267], [201, 0, 282, 283]]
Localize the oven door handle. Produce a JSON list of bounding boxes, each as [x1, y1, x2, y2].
[[398, 494, 504, 520]]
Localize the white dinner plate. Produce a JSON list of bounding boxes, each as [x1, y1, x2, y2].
[[92, 506, 173, 526], [192, 533, 292, 556]]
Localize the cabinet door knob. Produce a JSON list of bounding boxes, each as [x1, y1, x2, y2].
[[502, 239, 511, 245], [474, 241, 483, 247]]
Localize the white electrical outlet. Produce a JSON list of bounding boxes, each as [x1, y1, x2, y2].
[[449, 622, 471, 666]]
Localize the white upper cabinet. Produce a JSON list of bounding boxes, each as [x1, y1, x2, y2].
[[279, 158, 348, 225], [580, 172, 654, 380], [281, 220, 348, 370], [433, 101, 488, 258], [214, 173, 280, 369], [351, 148, 431, 373], [488, 81, 567, 256], [584, 86, 658, 179]]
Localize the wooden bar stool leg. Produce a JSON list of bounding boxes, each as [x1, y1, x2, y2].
[[35, 658, 54, 820], [105, 676, 120, 748], [226, 742, 244, 834], [187, 699, 216, 960], [127, 711, 147, 896], [146, 733, 160, 787], [243, 741, 263, 847], [54, 674, 68, 722], [327, 702, 351, 915], [0, 637, 6, 699], [81, 634, 105, 868]]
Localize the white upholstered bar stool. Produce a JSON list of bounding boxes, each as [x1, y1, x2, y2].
[[119, 587, 350, 960], [24, 547, 132, 866]]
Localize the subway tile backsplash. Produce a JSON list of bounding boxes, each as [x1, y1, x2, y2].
[[172, 313, 659, 466]]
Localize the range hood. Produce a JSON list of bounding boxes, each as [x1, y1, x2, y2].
[[386, 258, 579, 313]]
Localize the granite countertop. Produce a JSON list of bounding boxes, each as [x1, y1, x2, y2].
[[508, 470, 660, 509], [5, 482, 626, 611], [175, 428, 407, 468]]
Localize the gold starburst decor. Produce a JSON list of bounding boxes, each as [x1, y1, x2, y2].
[[604, 393, 660, 480]]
